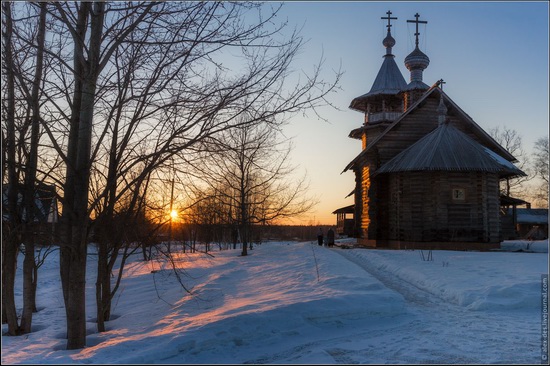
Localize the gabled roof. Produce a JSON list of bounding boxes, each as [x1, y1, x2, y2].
[[343, 84, 518, 173], [373, 123, 526, 178], [500, 195, 529, 206], [332, 205, 354, 214], [349, 55, 407, 112]]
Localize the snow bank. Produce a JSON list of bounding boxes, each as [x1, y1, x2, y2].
[[500, 239, 548, 253], [345, 248, 548, 312]]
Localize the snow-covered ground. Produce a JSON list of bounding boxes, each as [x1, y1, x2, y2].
[[2, 239, 548, 364]]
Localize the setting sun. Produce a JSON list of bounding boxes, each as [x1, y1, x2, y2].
[[170, 210, 178, 220]]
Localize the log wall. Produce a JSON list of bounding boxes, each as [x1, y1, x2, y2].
[[381, 171, 501, 243]]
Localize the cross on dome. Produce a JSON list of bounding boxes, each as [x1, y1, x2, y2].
[[381, 10, 398, 54], [404, 13, 430, 90], [407, 13, 427, 48], [381, 10, 397, 32]]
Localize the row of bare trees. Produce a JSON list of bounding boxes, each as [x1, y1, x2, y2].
[[489, 126, 549, 206], [185, 121, 317, 256], [2, 2, 340, 350]]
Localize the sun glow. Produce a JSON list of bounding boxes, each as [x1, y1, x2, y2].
[[170, 210, 178, 220]]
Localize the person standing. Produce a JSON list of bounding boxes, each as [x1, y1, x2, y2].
[[317, 228, 323, 246], [327, 227, 335, 247]]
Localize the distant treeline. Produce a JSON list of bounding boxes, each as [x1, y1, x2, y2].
[[155, 223, 338, 245], [258, 225, 338, 242]]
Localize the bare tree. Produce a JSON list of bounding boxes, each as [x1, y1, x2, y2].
[[52, 2, 107, 349], [1, 0, 21, 334], [489, 126, 533, 199], [185, 186, 235, 252], [532, 136, 549, 206], [191, 121, 317, 256], [19, 2, 47, 334], [1, 1, 48, 335]]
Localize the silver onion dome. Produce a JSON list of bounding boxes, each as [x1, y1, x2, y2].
[[404, 46, 430, 71], [383, 31, 396, 53]]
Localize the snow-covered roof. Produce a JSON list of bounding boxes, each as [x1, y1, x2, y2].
[[508, 208, 549, 225]]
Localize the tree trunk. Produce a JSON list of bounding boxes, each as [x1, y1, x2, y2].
[[2, 235, 20, 335], [64, 243, 88, 349], [20, 1, 47, 335], [64, 77, 97, 349], [240, 182, 248, 256], [32, 262, 38, 312], [141, 243, 150, 261], [60, 2, 105, 349], [96, 237, 113, 333], [2, 1, 22, 336], [96, 241, 108, 332], [20, 242, 35, 333]]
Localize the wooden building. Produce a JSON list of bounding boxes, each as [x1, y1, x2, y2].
[[332, 204, 355, 237], [2, 182, 59, 245], [340, 12, 525, 250], [508, 208, 548, 240]]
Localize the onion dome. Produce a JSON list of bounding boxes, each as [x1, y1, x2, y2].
[[404, 46, 430, 72], [383, 31, 396, 55], [404, 13, 430, 90]]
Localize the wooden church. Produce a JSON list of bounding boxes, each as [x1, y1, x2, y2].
[[341, 12, 526, 250]]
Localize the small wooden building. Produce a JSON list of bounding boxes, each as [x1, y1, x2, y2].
[[510, 208, 548, 240], [340, 12, 525, 250], [2, 182, 59, 244], [332, 204, 355, 237]]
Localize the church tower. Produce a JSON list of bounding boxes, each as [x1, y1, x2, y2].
[[349, 11, 407, 149], [347, 11, 408, 239]]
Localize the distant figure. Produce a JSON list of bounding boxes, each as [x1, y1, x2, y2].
[[317, 228, 323, 246], [327, 227, 335, 247]]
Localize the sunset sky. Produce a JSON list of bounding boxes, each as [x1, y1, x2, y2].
[[274, 1, 549, 225]]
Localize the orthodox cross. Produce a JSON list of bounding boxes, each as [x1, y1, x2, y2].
[[438, 79, 446, 90], [407, 13, 427, 47], [381, 10, 397, 32]]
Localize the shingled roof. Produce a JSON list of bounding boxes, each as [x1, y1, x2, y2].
[[343, 86, 519, 173], [349, 55, 407, 112], [374, 122, 526, 178]]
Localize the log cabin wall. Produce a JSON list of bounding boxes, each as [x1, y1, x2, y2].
[[374, 94, 501, 167], [361, 164, 372, 239], [353, 168, 362, 238], [384, 171, 501, 243], [377, 98, 440, 164], [359, 162, 376, 240]]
